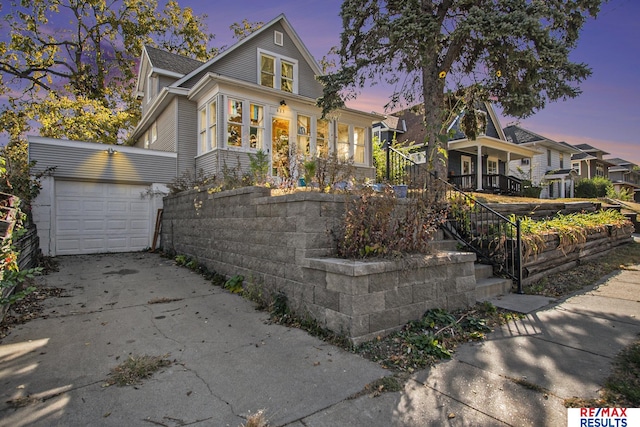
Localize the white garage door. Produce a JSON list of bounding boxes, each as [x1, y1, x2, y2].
[[55, 181, 151, 255]]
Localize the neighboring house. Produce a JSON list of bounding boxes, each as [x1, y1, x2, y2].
[[571, 143, 613, 180], [132, 14, 380, 182], [389, 103, 539, 194], [503, 125, 580, 199], [372, 115, 406, 146], [28, 14, 381, 257], [606, 158, 640, 202]]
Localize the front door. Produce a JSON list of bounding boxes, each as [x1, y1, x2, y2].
[[272, 118, 290, 178], [461, 155, 473, 189]]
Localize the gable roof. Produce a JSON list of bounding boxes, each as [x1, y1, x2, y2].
[[573, 143, 610, 156], [390, 101, 506, 146], [503, 125, 580, 154], [174, 14, 322, 89], [144, 45, 204, 75]]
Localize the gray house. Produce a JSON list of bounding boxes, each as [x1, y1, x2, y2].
[[29, 14, 379, 256], [504, 125, 580, 199], [132, 14, 379, 181]]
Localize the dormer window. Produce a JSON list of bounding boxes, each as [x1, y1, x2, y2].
[[258, 49, 297, 93]]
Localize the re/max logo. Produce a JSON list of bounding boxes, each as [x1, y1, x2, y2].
[[581, 408, 628, 417]]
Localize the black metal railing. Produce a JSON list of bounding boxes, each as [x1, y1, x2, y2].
[[449, 174, 522, 195], [385, 147, 523, 292]]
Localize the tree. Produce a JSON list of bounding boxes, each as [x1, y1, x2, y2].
[[230, 19, 264, 40], [318, 0, 603, 178], [0, 0, 217, 145]]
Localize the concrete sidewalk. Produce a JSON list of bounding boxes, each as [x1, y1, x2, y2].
[[0, 251, 638, 426]]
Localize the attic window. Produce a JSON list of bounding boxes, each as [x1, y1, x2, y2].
[[274, 31, 283, 46]]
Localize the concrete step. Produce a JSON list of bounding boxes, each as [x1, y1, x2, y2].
[[474, 263, 494, 281], [429, 240, 459, 252], [475, 277, 513, 301]]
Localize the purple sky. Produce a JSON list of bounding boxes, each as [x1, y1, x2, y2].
[[186, 0, 638, 164], [2, 1, 637, 165]]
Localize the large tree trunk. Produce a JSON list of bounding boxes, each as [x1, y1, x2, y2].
[[421, 66, 447, 181]]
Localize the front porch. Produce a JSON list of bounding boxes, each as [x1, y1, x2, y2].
[[446, 135, 539, 195], [449, 173, 523, 195]]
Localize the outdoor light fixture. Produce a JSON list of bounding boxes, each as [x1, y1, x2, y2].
[[280, 100, 287, 106], [106, 147, 117, 155]]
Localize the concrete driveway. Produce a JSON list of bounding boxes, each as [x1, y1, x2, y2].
[[0, 252, 387, 427]]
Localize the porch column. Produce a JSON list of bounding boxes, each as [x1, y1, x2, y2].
[[506, 152, 511, 175], [560, 177, 566, 198], [476, 143, 483, 191], [570, 178, 575, 198]]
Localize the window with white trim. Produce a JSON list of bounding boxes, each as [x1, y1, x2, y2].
[[337, 123, 350, 161], [227, 98, 243, 147], [258, 49, 298, 93], [572, 161, 581, 174], [143, 131, 149, 149], [487, 157, 498, 175], [151, 122, 157, 144], [208, 100, 217, 150], [281, 60, 294, 93], [316, 119, 329, 157], [198, 99, 217, 155], [297, 115, 311, 155], [199, 109, 206, 153], [559, 153, 564, 169], [354, 126, 365, 164], [249, 103, 263, 149], [274, 31, 283, 46]]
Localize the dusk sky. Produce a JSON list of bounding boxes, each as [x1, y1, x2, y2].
[[183, 0, 639, 165], [2, 1, 638, 165]]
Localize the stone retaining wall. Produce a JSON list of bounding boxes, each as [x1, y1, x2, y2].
[[161, 187, 476, 343]]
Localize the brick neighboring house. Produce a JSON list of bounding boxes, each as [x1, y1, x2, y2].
[[571, 143, 613, 180], [131, 13, 380, 182], [504, 125, 580, 199], [606, 158, 640, 202]]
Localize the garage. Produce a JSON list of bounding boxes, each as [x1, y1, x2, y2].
[[55, 181, 152, 255], [28, 136, 177, 256]]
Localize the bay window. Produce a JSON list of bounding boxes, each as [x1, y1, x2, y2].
[[316, 119, 329, 157], [354, 126, 365, 164], [249, 104, 264, 149], [227, 99, 243, 147], [297, 115, 310, 155], [337, 123, 350, 160]]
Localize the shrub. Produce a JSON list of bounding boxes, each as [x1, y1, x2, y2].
[[334, 185, 448, 258], [575, 176, 613, 198]]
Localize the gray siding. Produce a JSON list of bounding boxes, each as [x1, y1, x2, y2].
[[219, 150, 252, 174], [182, 22, 323, 99], [195, 151, 218, 176], [176, 97, 198, 176], [152, 100, 177, 152], [29, 139, 177, 185]]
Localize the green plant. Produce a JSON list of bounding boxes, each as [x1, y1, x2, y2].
[[575, 176, 613, 198], [248, 150, 270, 185], [302, 159, 317, 188], [224, 274, 244, 294]]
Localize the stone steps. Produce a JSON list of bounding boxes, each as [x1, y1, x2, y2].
[[474, 263, 512, 301]]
